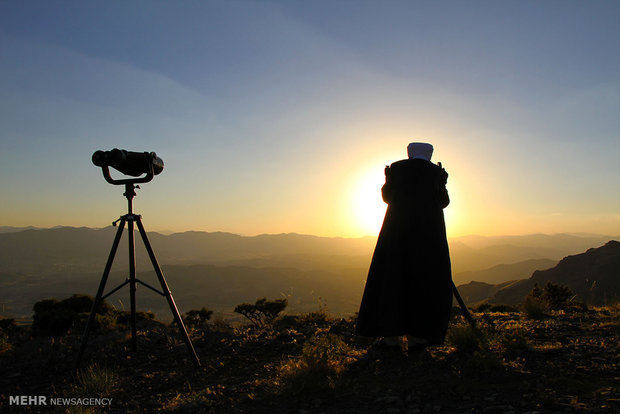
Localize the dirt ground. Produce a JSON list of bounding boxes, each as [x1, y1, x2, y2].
[[1, 307, 618, 413]]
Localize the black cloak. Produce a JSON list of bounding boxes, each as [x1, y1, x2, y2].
[[355, 158, 453, 343]]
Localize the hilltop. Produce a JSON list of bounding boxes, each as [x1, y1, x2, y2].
[[1, 228, 619, 411], [1, 305, 618, 412]]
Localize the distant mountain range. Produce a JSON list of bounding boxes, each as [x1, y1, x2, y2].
[[0, 226, 375, 275], [457, 240, 620, 306], [0, 226, 614, 276], [453, 258, 558, 285], [0, 226, 617, 319], [0, 226, 42, 233]]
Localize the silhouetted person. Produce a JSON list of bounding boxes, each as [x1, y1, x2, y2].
[[356, 142, 452, 349]]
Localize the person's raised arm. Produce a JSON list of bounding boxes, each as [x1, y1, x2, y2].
[[437, 162, 450, 208], [381, 165, 393, 204]]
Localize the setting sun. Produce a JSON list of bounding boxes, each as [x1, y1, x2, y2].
[[351, 167, 388, 236]]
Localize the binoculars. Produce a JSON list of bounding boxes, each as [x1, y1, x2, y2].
[[92, 149, 164, 185]]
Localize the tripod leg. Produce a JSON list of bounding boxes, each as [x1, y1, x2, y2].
[[128, 218, 138, 352], [75, 219, 126, 370], [135, 218, 201, 367], [452, 282, 476, 327]]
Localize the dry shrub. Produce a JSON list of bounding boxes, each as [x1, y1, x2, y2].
[[297, 309, 330, 325], [446, 325, 486, 354], [279, 331, 361, 393], [521, 297, 549, 320]]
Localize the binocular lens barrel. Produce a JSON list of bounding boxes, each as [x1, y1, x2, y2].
[[92, 149, 164, 177]]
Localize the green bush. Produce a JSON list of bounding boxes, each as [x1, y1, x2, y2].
[[525, 282, 574, 311], [63, 294, 112, 314], [184, 307, 214, 326], [115, 310, 155, 325], [541, 281, 574, 309], [32, 294, 114, 336], [73, 312, 118, 332], [32, 305, 75, 336], [234, 297, 288, 327]]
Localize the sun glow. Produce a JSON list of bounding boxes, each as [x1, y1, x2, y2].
[[351, 167, 388, 236]]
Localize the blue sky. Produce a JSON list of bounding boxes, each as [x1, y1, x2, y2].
[[1, 1, 619, 237]]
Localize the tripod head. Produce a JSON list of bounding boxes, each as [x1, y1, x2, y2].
[[92, 149, 164, 214]]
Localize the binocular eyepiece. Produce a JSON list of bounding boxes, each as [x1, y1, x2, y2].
[[92, 149, 164, 177]]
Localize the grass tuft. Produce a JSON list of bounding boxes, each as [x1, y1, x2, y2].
[[68, 364, 120, 414], [74, 363, 119, 397]]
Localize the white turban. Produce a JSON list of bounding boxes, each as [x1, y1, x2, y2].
[[407, 142, 434, 161]]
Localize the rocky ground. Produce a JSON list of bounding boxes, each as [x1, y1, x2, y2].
[[1, 306, 618, 413]]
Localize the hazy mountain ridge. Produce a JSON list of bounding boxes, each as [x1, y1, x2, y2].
[[0, 226, 617, 319], [453, 258, 558, 285], [0, 264, 365, 321], [0, 226, 41, 233], [461, 240, 620, 306], [0, 226, 376, 275], [0, 226, 614, 275]]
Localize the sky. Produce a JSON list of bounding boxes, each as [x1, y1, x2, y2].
[[1, 0, 619, 238]]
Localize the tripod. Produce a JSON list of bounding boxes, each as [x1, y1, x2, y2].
[[453, 283, 476, 326], [75, 168, 200, 369]]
